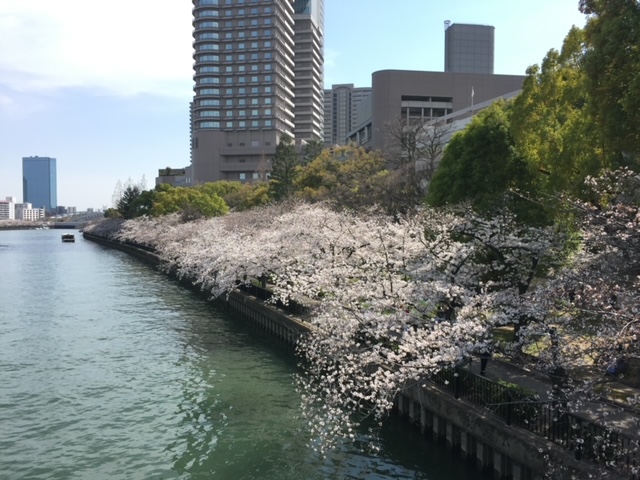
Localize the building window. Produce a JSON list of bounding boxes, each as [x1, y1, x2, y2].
[[199, 32, 219, 40], [199, 77, 220, 84], [198, 0, 219, 4], [199, 66, 220, 73], [198, 10, 219, 17], [252, 172, 260, 179], [199, 121, 220, 128], [197, 21, 219, 28], [239, 173, 246, 180], [251, 96, 259, 103], [226, 121, 233, 128], [200, 99, 220, 106], [251, 109, 259, 116], [239, 121, 246, 127], [198, 54, 219, 62], [198, 43, 219, 51], [199, 88, 220, 95], [251, 120, 259, 127], [239, 110, 246, 116]]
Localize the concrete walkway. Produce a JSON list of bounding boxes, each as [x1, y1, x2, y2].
[[461, 356, 640, 439]]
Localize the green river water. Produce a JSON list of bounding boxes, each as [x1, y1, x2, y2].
[[0, 229, 489, 480]]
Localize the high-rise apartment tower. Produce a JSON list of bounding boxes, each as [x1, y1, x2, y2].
[[22, 156, 57, 214], [323, 84, 371, 146], [444, 23, 494, 75], [190, 0, 324, 184]]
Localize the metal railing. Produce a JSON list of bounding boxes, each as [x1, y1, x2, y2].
[[430, 366, 639, 476]]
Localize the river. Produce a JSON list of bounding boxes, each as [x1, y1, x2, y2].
[[0, 229, 488, 480]]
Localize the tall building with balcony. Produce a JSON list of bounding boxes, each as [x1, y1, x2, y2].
[[190, 0, 324, 184], [292, 0, 324, 142], [22, 156, 57, 214]]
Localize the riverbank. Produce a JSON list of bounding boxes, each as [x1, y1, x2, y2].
[[83, 229, 640, 480]]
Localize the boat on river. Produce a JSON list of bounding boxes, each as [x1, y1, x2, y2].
[[61, 234, 75, 243]]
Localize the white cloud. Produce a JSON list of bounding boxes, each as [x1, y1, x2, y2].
[[0, 0, 194, 97]]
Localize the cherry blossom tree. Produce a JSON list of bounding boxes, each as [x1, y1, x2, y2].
[[84, 173, 640, 475]]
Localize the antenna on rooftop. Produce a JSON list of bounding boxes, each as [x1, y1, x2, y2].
[[444, 20, 451, 30]]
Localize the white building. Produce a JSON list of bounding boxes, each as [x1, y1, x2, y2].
[[0, 197, 16, 220], [15, 203, 44, 221]]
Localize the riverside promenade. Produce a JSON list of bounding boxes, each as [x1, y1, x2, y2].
[[467, 355, 640, 439]]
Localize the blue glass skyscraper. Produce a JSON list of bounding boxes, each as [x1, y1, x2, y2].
[[22, 156, 57, 213]]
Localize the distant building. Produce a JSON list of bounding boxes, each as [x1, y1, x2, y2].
[[155, 166, 193, 187], [0, 197, 16, 220], [323, 84, 372, 146], [444, 23, 495, 75], [15, 202, 44, 221], [22, 156, 57, 214]]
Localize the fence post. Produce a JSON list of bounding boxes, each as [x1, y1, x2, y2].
[[454, 368, 460, 399]]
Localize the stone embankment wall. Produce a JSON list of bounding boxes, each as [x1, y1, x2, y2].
[[83, 232, 616, 480]]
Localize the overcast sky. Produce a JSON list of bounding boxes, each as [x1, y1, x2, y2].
[[0, 0, 587, 211]]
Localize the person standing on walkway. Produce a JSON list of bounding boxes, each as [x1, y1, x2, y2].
[[480, 347, 492, 376]]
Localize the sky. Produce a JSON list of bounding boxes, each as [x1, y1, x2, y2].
[[0, 0, 588, 211]]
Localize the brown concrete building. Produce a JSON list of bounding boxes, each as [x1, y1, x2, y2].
[[348, 70, 525, 150], [190, 0, 324, 184]]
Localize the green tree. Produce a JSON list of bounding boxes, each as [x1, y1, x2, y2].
[[427, 101, 535, 217], [270, 134, 299, 200], [580, 0, 640, 163], [295, 144, 391, 211], [128, 189, 156, 218], [103, 207, 122, 218], [151, 185, 228, 220], [510, 27, 606, 197], [197, 181, 243, 199], [222, 182, 271, 211], [302, 138, 325, 165], [117, 185, 141, 219]]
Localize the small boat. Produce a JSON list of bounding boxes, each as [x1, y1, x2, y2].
[[61, 234, 75, 243]]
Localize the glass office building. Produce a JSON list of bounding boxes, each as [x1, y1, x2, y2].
[[22, 156, 57, 214]]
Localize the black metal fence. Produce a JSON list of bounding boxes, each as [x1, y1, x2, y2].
[[431, 366, 639, 477]]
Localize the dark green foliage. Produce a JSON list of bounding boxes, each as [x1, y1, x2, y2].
[[427, 101, 534, 216], [117, 186, 141, 219], [580, 0, 640, 164], [302, 138, 325, 165], [270, 134, 299, 200]]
